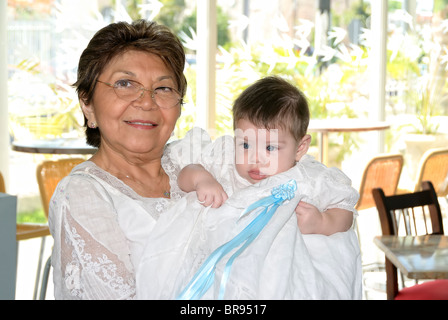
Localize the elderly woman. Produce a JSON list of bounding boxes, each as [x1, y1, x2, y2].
[[49, 20, 188, 299]]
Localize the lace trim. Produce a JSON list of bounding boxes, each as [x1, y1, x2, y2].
[[84, 165, 139, 200], [62, 213, 136, 299], [72, 153, 185, 217], [161, 146, 184, 201]]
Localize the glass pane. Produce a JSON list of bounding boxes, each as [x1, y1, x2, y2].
[[214, 0, 372, 166]]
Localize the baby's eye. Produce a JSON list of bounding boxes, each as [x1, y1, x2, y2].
[[266, 145, 278, 152], [243, 142, 250, 149]]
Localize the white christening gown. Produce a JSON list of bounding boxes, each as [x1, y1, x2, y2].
[[135, 128, 362, 300]]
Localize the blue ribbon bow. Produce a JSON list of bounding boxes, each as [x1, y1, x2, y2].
[[176, 179, 297, 300]]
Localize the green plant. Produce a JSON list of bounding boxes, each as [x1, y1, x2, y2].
[[173, 17, 376, 165], [17, 208, 46, 224], [387, 12, 448, 135], [413, 79, 441, 134], [8, 58, 83, 140], [12, 2, 448, 167]]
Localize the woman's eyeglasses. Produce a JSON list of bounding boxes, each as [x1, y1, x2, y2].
[[96, 79, 182, 109]]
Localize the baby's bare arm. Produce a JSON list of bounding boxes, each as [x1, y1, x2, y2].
[[178, 164, 228, 208], [295, 201, 353, 236]]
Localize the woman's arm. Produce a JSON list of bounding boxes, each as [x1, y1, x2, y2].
[[59, 210, 136, 299], [50, 177, 136, 300]]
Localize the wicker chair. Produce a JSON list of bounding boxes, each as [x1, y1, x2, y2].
[[2, 158, 84, 299], [1, 170, 51, 299], [36, 158, 85, 217], [0, 171, 51, 240], [355, 154, 404, 298], [0, 171, 5, 193], [356, 153, 404, 211], [35, 157, 84, 299], [412, 147, 448, 198]]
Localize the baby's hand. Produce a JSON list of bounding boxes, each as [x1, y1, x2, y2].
[[195, 179, 228, 208], [294, 201, 323, 234]]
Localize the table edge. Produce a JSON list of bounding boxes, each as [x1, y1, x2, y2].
[[12, 143, 96, 155], [374, 235, 448, 280]]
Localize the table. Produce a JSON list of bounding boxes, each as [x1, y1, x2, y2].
[[374, 235, 448, 280], [308, 119, 390, 165], [12, 138, 97, 155]]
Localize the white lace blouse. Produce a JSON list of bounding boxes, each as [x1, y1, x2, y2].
[[48, 148, 185, 300]]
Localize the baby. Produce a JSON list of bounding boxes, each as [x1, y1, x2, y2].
[[178, 76, 356, 236], [135, 76, 361, 300]]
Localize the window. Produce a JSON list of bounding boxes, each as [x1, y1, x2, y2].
[[5, 0, 448, 211]]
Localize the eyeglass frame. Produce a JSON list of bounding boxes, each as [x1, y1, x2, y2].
[[96, 79, 183, 109]]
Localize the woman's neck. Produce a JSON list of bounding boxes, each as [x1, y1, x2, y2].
[[90, 147, 170, 198]]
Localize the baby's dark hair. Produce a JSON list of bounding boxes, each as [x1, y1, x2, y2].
[[232, 76, 310, 141]]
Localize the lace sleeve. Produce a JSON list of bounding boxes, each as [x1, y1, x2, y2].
[[50, 175, 136, 300], [165, 127, 213, 168], [296, 156, 360, 214]]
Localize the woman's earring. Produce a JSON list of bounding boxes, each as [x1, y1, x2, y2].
[[89, 122, 97, 129]]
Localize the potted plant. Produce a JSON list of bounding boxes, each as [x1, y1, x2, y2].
[[390, 16, 448, 182], [402, 71, 448, 181]]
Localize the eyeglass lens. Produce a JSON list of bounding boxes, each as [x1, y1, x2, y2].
[[106, 80, 181, 108]]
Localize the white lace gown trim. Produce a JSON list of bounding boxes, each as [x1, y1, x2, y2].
[[49, 148, 184, 300]]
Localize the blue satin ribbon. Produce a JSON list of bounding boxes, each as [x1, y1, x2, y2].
[[176, 179, 297, 300]]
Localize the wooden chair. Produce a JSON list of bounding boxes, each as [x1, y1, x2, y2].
[[372, 181, 448, 300], [35, 157, 84, 299], [356, 153, 404, 211], [0, 171, 5, 193], [1, 170, 52, 299], [2, 158, 84, 299], [355, 154, 404, 297], [36, 158, 85, 217], [413, 147, 448, 198]]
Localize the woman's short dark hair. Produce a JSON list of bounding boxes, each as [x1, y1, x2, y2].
[[232, 76, 310, 142], [74, 20, 187, 147]]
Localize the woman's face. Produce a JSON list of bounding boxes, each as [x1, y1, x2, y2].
[[81, 50, 181, 159]]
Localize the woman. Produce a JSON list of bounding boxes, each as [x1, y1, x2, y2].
[[49, 20, 188, 299]]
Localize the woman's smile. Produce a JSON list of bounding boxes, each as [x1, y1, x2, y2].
[[124, 119, 158, 130]]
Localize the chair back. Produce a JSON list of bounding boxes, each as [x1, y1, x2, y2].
[[372, 181, 444, 299], [373, 181, 443, 237], [0, 171, 5, 193], [414, 147, 448, 197], [356, 153, 403, 211], [36, 158, 84, 217]]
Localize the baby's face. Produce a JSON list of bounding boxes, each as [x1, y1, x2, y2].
[[234, 119, 303, 184]]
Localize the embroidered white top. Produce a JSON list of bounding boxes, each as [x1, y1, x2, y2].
[[48, 148, 185, 300]]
